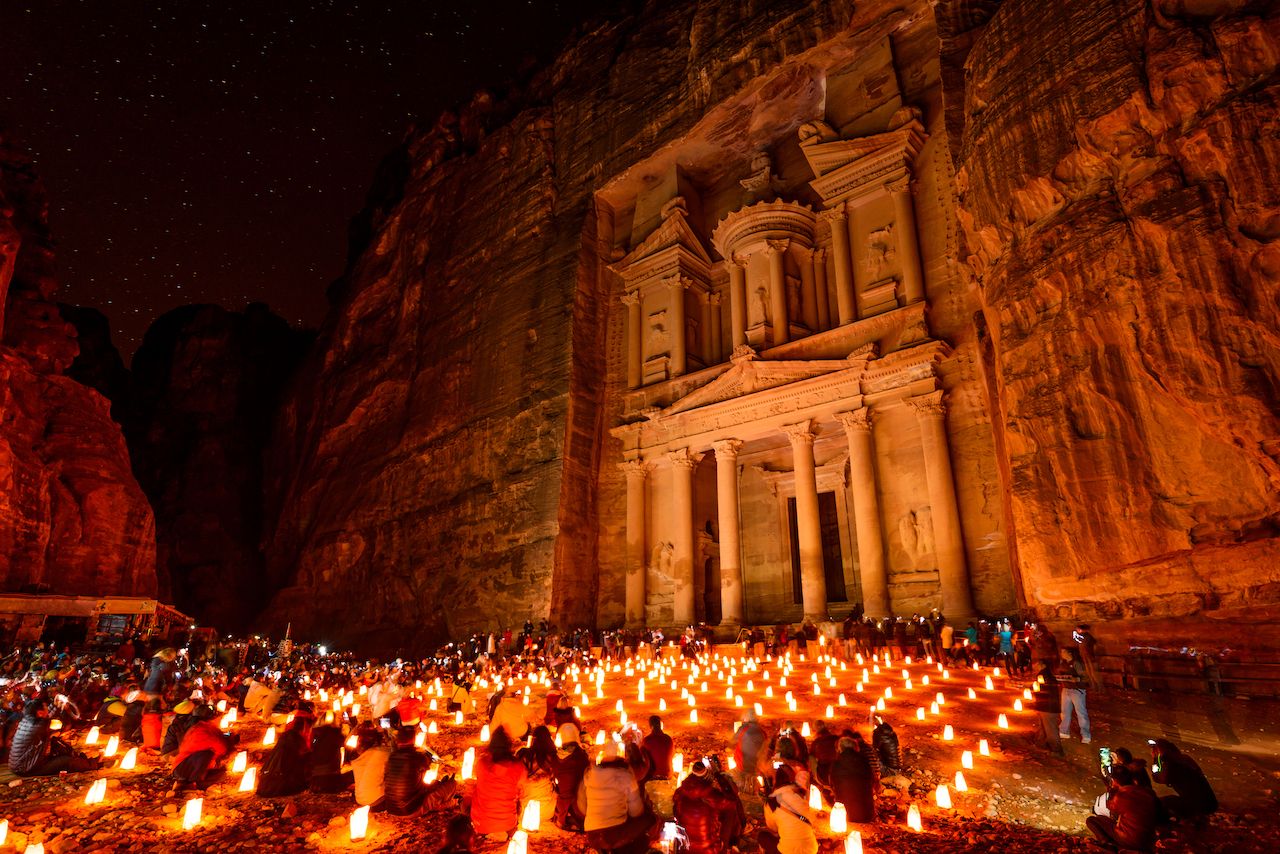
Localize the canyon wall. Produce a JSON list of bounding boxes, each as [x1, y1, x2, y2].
[[941, 0, 1280, 650], [0, 133, 157, 598]]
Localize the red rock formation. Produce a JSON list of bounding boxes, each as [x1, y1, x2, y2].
[[0, 133, 157, 597], [941, 0, 1280, 649]]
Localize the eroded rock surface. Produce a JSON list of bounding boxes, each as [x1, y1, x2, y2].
[[0, 132, 157, 597], [941, 0, 1280, 645]]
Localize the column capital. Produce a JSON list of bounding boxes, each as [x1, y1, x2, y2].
[[812, 246, 827, 263], [906, 390, 946, 420], [696, 290, 714, 305], [707, 291, 722, 307], [662, 274, 693, 292], [819, 206, 848, 225], [712, 438, 744, 460], [618, 459, 652, 480], [835, 408, 874, 433], [667, 447, 704, 469], [780, 420, 815, 447], [764, 238, 790, 255], [620, 291, 641, 307]]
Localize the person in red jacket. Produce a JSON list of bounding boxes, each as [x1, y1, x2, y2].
[[1086, 765, 1159, 852], [471, 727, 528, 841], [171, 705, 237, 793], [673, 760, 738, 854], [642, 715, 673, 781]]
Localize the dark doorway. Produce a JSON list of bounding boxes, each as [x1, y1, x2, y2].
[[704, 558, 721, 625], [788, 493, 848, 605]]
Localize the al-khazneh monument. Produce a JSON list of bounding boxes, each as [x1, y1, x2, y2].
[[258, 0, 1280, 655]]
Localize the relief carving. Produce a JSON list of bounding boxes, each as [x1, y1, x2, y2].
[[898, 507, 935, 568], [647, 310, 670, 354], [864, 224, 897, 280], [650, 542, 675, 578]]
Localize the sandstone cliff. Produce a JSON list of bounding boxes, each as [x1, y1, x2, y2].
[[941, 0, 1280, 650], [0, 133, 157, 597]]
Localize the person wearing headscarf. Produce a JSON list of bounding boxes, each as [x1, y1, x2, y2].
[[828, 736, 876, 823]]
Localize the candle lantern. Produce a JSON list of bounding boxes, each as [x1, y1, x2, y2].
[[907, 804, 923, 832], [232, 751, 247, 774], [263, 727, 277, 746], [461, 747, 476, 780], [350, 805, 370, 841], [829, 802, 847, 833], [84, 777, 107, 805], [961, 750, 973, 769], [507, 830, 529, 854], [943, 725, 954, 741], [808, 785, 823, 811], [121, 747, 138, 770], [979, 739, 991, 756], [480, 725, 491, 743], [998, 714, 1010, 729], [955, 771, 968, 791], [520, 799, 541, 832], [936, 783, 952, 808], [182, 797, 203, 830], [85, 726, 100, 745], [103, 735, 119, 758], [845, 830, 863, 854], [240, 767, 257, 792]]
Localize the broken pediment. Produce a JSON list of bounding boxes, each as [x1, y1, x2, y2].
[[611, 197, 713, 284], [800, 109, 927, 206]]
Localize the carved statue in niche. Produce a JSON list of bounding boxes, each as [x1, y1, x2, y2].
[[786, 274, 802, 322], [752, 286, 769, 325], [898, 507, 935, 568], [864, 224, 896, 280], [650, 542, 675, 578], [647, 311, 670, 355], [739, 149, 774, 197]]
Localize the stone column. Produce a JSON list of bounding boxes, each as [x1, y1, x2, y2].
[[798, 246, 818, 333], [622, 292, 642, 389], [699, 291, 714, 367], [666, 276, 688, 377], [713, 439, 745, 626], [620, 460, 651, 628], [668, 448, 702, 626], [836, 409, 890, 618], [708, 292, 723, 364], [822, 206, 856, 325], [890, 179, 926, 305], [766, 239, 790, 346], [781, 421, 828, 621], [907, 392, 976, 620], [812, 248, 830, 332], [728, 256, 747, 348]]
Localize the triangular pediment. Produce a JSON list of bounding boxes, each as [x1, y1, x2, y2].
[[615, 204, 712, 272], [662, 348, 872, 416]]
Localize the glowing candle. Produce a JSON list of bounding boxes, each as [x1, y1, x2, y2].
[[659, 698, 667, 711], [1013, 699, 1024, 712], [85, 726, 100, 745], [936, 692, 945, 706], [838, 693, 847, 706], [0, 819, 6, 846], [875, 698, 885, 711], [808, 784, 822, 811], [454, 710, 464, 725], [829, 802, 847, 833], [596, 730, 606, 745], [120, 747, 138, 770], [350, 805, 370, 841], [967, 688, 977, 700], [826, 705, 834, 719], [998, 713, 1010, 729], [936, 783, 952, 808], [23, 845, 43, 854], [916, 707, 925, 721], [263, 727, 276, 746], [904, 679, 912, 691], [673, 752, 684, 775], [955, 771, 968, 791], [943, 725, 954, 741], [907, 803, 923, 832], [520, 799, 541, 832], [845, 830, 863, 854], [480, 725, 491, 743], [424, 766, 439, 784], [103, 735, 119, 758], [985, 676, 995, 691], [182, 797, 203, 830], [461, 747, 476, 779], [428, 721, 439, 734], [1023, 688, 1033, 700], [801, 722, 811, 738], [689, 709, 698, 723], [922, 675, 930, 686], [507, 830, 529, 854], [961, 750, 973, 769], [231, 750, 247, 774], [84, 777, 107, 805], [240, 767, 257, 792], [930, 702, 939, 715], [979, 738, 990, 756]]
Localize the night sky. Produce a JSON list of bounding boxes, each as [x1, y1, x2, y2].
[[3, 0, 609, 357]]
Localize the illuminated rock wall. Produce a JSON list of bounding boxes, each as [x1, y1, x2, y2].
[[941, 0, 1280, 649], [0, 133, 157, 598]]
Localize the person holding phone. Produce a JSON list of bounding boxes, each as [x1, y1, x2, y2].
[[1086, 765, 1159, 851]]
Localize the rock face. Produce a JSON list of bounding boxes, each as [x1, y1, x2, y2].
[[0, 133, 157, 597], [125, 304, 309, 632], [940, 0, 1280, 648]]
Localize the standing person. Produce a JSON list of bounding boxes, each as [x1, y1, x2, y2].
[[1074, 624, 1101, 691], [472, 728, 528, 841], [758, 764, 818, 854], [1056, 647, 1091, 744], [1031, 662, 1063, 755], [939, 621, 954, 665]]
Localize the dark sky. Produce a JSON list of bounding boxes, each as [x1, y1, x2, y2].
[[2, 0, 608, 357]]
